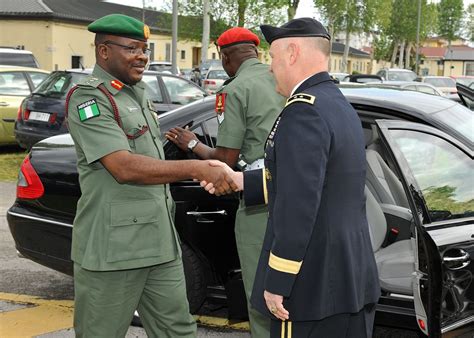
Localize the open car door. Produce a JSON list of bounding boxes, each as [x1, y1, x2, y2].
[[456, 83, 474, 110], [376, 120, 474, 336]]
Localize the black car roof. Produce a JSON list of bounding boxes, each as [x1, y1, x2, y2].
[[340, 86, 458, 116]]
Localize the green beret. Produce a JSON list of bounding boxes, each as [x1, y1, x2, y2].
[[88, 14, 150, 42]]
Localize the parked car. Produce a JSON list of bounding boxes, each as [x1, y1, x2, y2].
[[202, 67, 228, 94], [416, 76, 458, 96], [147, 61, 180, 75], [7, 88, 474, 336], [341, 74, 383, 83], [0, 66, 49, 146], [329, 72, 349, 82], [376, 68, 417, 82], [369, 81, 444, 96], [14, 69, 207, 149], [199, 59, 222, 81], [0, 48, 40, 68]]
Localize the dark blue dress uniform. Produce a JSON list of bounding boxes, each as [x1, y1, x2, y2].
[[244, 71, 381, 337]]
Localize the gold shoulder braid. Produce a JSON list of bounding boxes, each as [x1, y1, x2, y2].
[[285, 93, 316, 107]]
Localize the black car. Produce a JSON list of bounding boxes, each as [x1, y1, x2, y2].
[[7, 88, 474, 336], [14, 69, 207, 149]]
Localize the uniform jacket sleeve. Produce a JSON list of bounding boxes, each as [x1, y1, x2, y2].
[[243, 168, 268, 206], [264, 102, 331, 297], [67, 86, 130, 164]]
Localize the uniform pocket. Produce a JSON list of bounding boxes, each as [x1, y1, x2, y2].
[[106, 199, 161, 262]]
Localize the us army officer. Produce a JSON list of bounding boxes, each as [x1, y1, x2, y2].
[[204, 18, 380, 338]]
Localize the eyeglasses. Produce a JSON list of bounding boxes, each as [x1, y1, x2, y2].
[[103, 40, 151, 57]]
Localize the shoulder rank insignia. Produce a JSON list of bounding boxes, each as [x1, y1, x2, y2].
[[285, 93, 316, 107], [77, 99, 100, 122], [215, 93, 226, 124], [110, 79, 124, 90]]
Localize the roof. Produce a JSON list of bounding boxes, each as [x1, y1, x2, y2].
[[0, 0, 171, 34], [419, 47, 446, 58], [331, 42, 370, 58], [445, 46, 474, 61]]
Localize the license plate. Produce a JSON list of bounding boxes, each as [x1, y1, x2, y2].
[[29, 111, 50, 122]]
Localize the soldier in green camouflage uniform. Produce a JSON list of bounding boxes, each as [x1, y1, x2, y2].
[[67, 14, 237, 338], [166, 27, 284, 338]]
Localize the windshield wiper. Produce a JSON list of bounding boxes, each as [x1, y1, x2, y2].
[[31, 92, 46, 96]]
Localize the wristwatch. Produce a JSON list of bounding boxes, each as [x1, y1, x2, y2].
[[187, 139, 199, 152]]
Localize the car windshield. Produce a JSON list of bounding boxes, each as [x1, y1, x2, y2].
[[149, 64, 172, 72], [34, 72, 87, 98], [388, 71, 416, 81], [0, 52, 38, 68], [431, 104, 474, 143], [424, 77, 456, 88], [455, 78, 474, 87], [207, 70, 228, 80]]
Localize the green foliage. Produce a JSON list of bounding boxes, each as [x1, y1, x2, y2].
[[424, 185, 474, 216], [466, 4, 474, 42], [0, 151, 26, 182], [373, 33, 392, 62], [437, 0, 463, 42]]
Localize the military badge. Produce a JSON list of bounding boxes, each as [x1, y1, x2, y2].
[[143, 24, 150, 39], [110, 79, 124, 90], [215, 93, 226, 124], [77, 99, 101, 122]]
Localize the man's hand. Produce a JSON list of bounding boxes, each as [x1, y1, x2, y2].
[[264, 290, 289, 321], [165, 126, 197, 152], [195, 160, 239, 195], [200, 160, 243, 195]]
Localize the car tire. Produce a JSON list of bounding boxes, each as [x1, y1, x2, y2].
[[181, 242, 207, 314]]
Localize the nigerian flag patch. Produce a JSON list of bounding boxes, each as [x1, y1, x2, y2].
[[77, 99, 100, 122]]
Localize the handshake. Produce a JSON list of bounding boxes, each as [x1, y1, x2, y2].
[[195, 160, 244, 195]]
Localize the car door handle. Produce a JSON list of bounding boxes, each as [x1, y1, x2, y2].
[[2, 118, 15, 123], [0, 102, 10, 107], [443, 249, 470, 270], [186, 210, 227, 216]]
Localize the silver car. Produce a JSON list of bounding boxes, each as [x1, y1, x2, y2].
[[202, 67, 228, 94]]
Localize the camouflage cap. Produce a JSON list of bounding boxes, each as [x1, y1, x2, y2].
[[88, 14, 150, 42]]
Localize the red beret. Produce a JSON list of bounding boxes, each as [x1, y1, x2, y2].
[[217, 27, 260, 49]]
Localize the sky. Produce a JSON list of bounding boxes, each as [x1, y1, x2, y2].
[[108, 0, 474, 21]]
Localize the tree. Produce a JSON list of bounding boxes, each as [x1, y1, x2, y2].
[[438, 0, 463, 75], [314, 0, 390, 73], [465, 3, 474, 42], [438, 0, 463, 43], [386, 0, 436, 69]]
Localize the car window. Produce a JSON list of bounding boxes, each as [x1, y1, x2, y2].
[[34, 72, 87, 98], [388, 71, 416, 81], [424, 77, 456, 88], [392, 130, 473, 221], [206, 70, 228, 80], [0, 71, 30, 95], [431, 104, 474, 143], [28, 72, 48, 88], [0, 52, 38, 68], [164, 122, 209, 161], [142, 75, 164, 103], [415, 85, 436, 95], [203, 115, 219, 147], [161, 76, 205, 105]]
